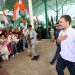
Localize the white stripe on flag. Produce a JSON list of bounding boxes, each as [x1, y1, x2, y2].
[[19, 0, 22, 4], [16, 7, 20, 19]]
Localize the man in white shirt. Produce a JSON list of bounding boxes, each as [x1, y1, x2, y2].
[[56, 15, 75, 75]]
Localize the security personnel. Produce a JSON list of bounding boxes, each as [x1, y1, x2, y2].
[[27, 25, 39, 60], [50, 23, 61, 65]]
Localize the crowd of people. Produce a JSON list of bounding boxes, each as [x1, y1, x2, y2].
[[0, 24, 39, 67]]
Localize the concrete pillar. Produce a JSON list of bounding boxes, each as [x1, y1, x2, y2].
[[44, 0, 48, 38], [28, 0, 34, 29], [42, 0, 48, 38]]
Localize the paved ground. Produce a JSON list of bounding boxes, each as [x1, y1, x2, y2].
[[0, 39, 69, 75]]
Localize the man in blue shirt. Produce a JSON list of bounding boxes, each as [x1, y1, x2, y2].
[[50, 23, 61, 65]]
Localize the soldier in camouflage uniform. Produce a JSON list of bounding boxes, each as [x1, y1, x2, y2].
[[27, 25, 39, 60]]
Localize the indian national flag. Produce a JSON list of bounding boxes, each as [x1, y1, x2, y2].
[[13, 0, 27, 20]]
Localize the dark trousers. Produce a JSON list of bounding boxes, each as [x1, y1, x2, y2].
[[56, 55, 75, 75], [51, 46, 61, 64], [11, 43, 17, 55]]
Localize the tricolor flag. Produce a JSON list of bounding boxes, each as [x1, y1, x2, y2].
[[13, 1, 20, 20], [13, 0, 27, 20], [19, 0, 29, 19]]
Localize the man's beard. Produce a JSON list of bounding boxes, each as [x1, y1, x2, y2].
[[61, 25, 66, 30]]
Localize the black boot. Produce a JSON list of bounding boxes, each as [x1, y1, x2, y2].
[[50, 61, 54, 65], [35, 55, 39, 60]]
